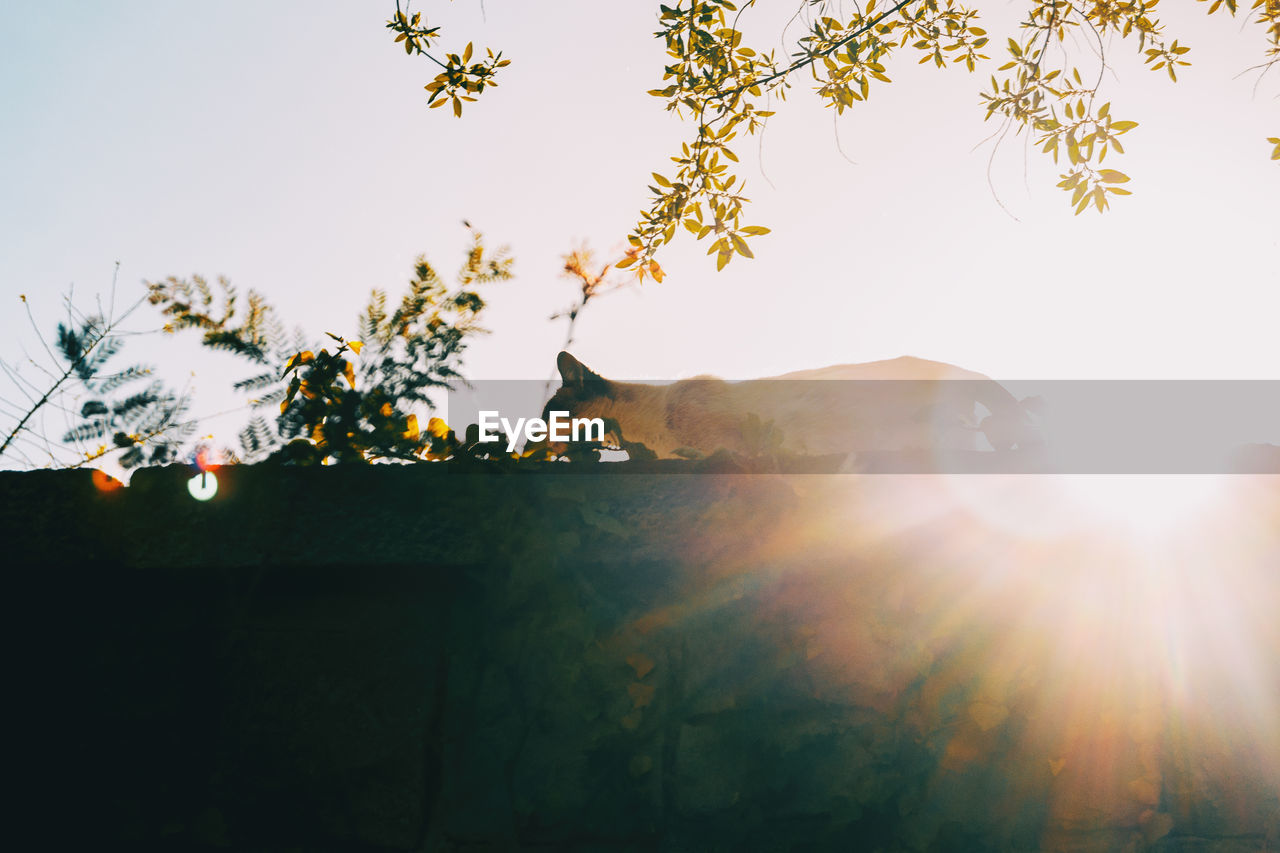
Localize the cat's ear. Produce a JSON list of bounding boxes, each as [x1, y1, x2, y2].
[[557, 351, 585, 386], [557, 351, 608, 391]]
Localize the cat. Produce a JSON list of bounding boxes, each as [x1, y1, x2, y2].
[[542, 351, 1040, 461]]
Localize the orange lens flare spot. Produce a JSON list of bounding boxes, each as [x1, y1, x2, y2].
[[91, 469, 123, 493], [194, 447, 222, 472]]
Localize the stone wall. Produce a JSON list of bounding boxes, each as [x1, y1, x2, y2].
[[4, 464, 1278, 850]]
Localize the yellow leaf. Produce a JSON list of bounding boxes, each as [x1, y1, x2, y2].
[[404, 413, 420, 441], [342, 361, 356, 389], [348, 340, 363, 355], [426, 416, 452, 440]]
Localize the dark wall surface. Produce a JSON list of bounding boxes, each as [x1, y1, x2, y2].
[[4, 464, 1278, 851]]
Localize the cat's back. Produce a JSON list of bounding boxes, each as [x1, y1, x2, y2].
[[764, 355, 991, 382]]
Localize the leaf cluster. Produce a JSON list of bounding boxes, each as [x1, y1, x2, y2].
[[980, 2, 1169, 213], [401, 2, 1277, 273], [147, 230, 512, 465], [632, 0, 991, 271], [268, 334, 427, 464], [55, 316, 194, 469], [386, 2, 509, 117], [147, 274, 285, 363]]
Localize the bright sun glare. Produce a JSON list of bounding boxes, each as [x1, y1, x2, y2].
[[1058, 475, 1226, 537], [941, 474, 1229, 541]]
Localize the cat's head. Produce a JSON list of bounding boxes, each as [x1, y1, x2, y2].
[[541, 352, 674, 456]]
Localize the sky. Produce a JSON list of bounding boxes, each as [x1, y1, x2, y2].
[[1, 0, 1277, 463]]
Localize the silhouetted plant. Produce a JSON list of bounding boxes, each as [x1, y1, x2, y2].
[[1, 266, 193, 470], [147, 228, 513, 463], [55, 315, 194, 468], [552, 244, 647, 356]]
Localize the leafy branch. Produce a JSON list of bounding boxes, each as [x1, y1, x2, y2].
[[398, 1, 1278, 273], [148, 227, 513, 464], [553, 244, 646, 354], [1, 266, 193, 470], [632, 0, 989, 271], [387, 1, 509, 117]]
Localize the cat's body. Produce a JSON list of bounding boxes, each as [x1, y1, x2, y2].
[[543, 352, 1039, 459]]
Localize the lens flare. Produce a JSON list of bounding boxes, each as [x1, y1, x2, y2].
[[187, 470, 218, 501], [1058, 475, 1226, 537], [942, 475, 1227, 541], [91, 468, 123, 493]]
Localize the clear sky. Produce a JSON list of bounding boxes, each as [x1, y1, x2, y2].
[[2, 1, 1277, 458]]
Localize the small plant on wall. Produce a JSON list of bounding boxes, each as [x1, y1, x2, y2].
[[147, 227, 513, 464]]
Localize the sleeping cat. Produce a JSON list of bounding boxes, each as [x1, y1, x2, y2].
[[542, 351, 1040, 460]]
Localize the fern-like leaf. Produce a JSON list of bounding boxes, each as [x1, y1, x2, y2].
[[97, 364, 152, 394], [234, 372, 280, 393]]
